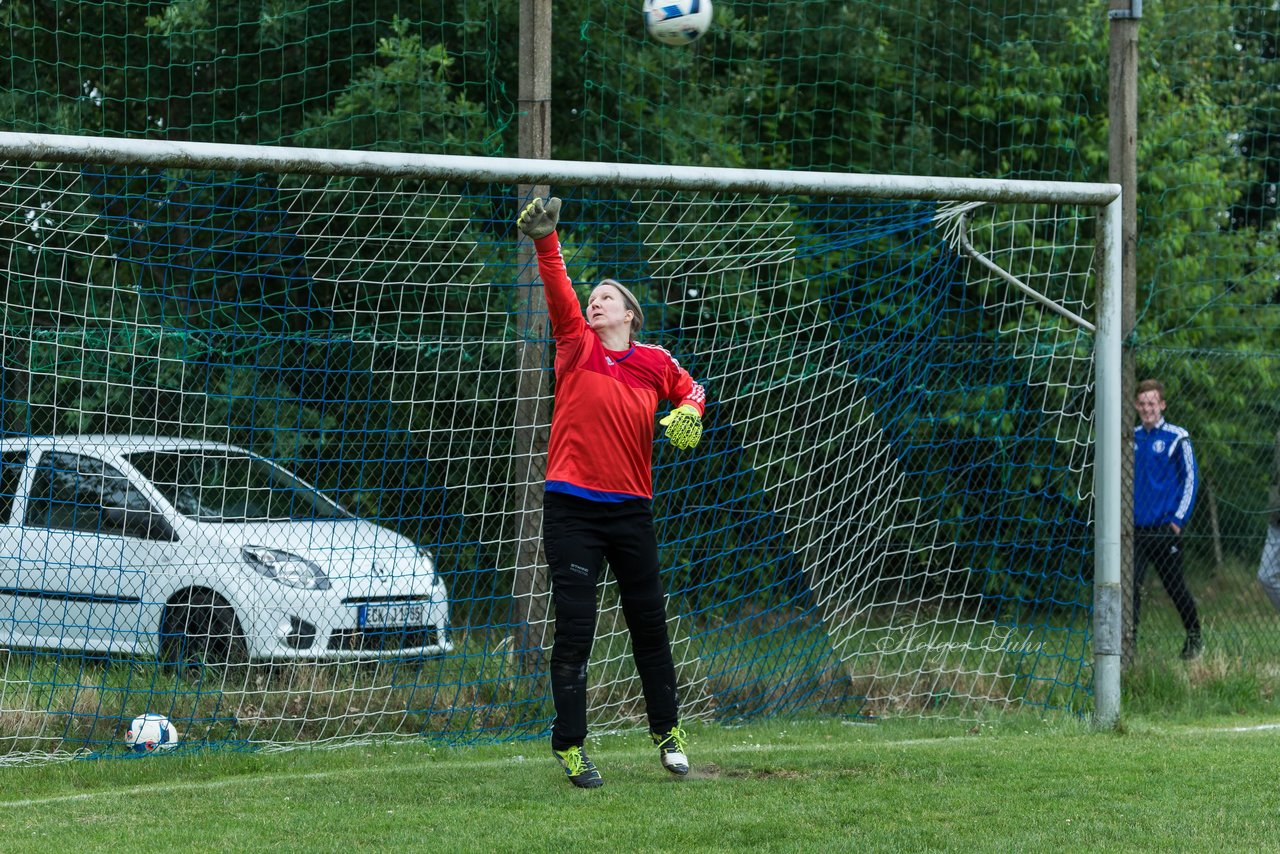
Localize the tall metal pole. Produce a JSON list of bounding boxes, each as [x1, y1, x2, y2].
[[513, 0, 554, 670], [1094, 195, 1124, 729], [1108, 0, 1139, 674]]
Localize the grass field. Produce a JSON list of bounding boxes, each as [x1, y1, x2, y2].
[[4, 555, 1279, 851], [3, 710, 1280, 852]]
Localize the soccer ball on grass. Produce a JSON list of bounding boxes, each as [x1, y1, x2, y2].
[[643, 0, 713, 45], [125, 713, 180, 752]]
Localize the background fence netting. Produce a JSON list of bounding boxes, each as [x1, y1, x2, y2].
[[2, 0, 1279, 754]]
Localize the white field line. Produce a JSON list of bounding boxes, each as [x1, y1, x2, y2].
[[7, 724, 1277, 811], [0, 737, 957, 810], [1196, 722, 1280, 733]]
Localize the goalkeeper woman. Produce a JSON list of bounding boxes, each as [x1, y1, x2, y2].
[[517, 197, 706, 789]]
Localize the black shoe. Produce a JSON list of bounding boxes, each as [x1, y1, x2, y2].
[[1180, 634, 1203, 660], [553, 745, 604, 789], [651, 725, 690, 776]]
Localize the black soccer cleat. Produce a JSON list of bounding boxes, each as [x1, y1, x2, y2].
[[651, 725, 690, 776], [553, 745, 604, 789]]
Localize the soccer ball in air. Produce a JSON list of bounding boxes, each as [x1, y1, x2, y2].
[[644, 0, 713, 45], [125, 713, 180, 752]]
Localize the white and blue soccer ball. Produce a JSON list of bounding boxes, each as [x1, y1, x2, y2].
[[643, 0, 714, 45], [125, 713, 180, 752]]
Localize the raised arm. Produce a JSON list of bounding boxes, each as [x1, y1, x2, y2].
[[517, 197, 586, 341]]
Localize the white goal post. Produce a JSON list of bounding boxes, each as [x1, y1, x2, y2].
[[0, 131, 1122, 761]]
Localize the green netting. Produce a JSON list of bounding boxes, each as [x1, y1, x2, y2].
[[1, 2, 509, 154]]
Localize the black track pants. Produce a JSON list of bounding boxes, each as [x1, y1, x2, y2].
[[543, 491, 678, 751], [1134, 526, 1201, 638]]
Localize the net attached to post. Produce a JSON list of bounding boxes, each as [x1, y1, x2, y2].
[[0, 145, 1107, 762]]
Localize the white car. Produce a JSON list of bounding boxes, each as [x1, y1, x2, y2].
[[0, 436, 452, 664]]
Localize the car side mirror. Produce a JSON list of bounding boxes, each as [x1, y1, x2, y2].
[[104, 505, 178, 541], [134, 510, 178, 542]]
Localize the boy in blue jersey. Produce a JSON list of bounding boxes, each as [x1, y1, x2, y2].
[[1133, 379, 1202, 660]]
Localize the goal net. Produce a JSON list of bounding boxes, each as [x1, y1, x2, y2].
[[0, 134, 1120, 762]]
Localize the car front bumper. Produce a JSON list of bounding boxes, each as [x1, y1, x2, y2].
[[240, 592, 454, 661]]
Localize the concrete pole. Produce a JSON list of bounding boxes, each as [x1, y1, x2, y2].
[[513, 0, 554, 671], [1108, 0, 1139, 674]]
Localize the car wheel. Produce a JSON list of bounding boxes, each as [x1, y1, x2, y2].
[[160, 591, 248, 671]]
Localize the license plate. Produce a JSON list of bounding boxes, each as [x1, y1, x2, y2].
[[358, 602, 426, 630]]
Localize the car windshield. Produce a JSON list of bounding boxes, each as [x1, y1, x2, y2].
[[127, 450, 350, 523]]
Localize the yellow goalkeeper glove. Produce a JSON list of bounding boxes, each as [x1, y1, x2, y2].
[[516, 196, 561, 239], [660, 404, 703, 451]]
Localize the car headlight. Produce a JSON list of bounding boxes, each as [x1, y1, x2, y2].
[[242, 546, 330, 590]]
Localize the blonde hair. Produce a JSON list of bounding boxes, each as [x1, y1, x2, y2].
[[598, 278, 645, 336]]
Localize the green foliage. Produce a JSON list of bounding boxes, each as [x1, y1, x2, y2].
[[144, 0, 215, 57], [1118, 1, 1280, 556], [0, 1, 510, 146], [290, 17, 496, 154]]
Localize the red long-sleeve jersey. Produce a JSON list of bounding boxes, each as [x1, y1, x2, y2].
[[533, 232, 705, 501]]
